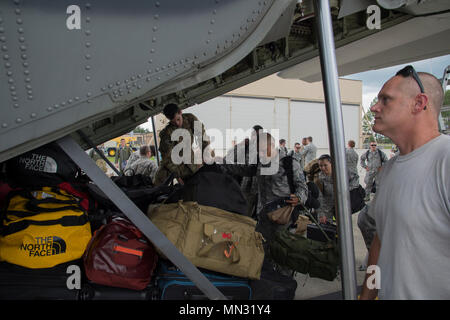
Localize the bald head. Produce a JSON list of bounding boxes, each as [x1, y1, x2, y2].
[[397, 71, 444, 118], [418, 72, 444, 117]]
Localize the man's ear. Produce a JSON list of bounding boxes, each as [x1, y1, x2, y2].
[[413, 93, 428, 114]]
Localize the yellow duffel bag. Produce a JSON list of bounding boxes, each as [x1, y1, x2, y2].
[[0, 187, 91, 268], [147, 201, 264, 280]]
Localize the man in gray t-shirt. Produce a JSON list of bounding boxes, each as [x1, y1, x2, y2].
[[371, 135, 450, 299], [360, 66, 449, 300]]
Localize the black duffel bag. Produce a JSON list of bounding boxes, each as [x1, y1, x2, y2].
[[5, 142, 80, 188], [350, 184, 366, 213], [166, 164, 248, 215]]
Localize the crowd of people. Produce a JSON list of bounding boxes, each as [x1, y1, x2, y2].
[[87, 65, 449, 300]]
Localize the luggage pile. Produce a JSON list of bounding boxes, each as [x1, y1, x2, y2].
[[0, 144, 269, 300], [0, 143, 162, 300], [0, 144, 341, 300]]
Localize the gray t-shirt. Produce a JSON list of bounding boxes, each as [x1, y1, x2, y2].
[[370, 134, 450, 299]]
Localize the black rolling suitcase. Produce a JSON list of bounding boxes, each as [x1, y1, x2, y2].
[[250, 258, 297, 300], [307, 222, 337, 243], [156, 261, 252, 300], [79, 281, 158, 300], [0, 261, 81, 300]]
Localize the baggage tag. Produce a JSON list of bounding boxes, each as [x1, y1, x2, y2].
[[224, 234, 240, 260]]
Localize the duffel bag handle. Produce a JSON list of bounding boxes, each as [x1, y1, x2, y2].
[[26, 199, 82, 213], [197, 241, 240, 264]]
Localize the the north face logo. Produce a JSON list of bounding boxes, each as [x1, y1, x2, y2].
[[18, 153, 57, 173], [20, 236, 67, 257]]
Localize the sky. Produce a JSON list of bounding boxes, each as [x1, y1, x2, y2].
[[342, 53, 450, 112], [140, 53, 450, 131]]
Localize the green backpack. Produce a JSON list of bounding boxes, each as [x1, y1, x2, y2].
[[268, 215, 340, 281]]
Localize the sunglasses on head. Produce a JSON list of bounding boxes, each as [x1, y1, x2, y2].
[[395, 65, 427, 110]]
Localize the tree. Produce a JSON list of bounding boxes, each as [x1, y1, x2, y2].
[[361, 97, 393, 146], [442, 90, 450, 130], [133, 126, 150, 134], [444, 89, 450, 106]]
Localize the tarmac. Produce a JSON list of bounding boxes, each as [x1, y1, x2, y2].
[[295, 148, 388, 300], [294, 209, 370, 300]]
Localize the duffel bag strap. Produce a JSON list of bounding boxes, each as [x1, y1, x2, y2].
[[25, 200, 83, 213], [1, 214, 89, 236]]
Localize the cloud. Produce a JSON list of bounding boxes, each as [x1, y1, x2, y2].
[[344, 54, 450, 110]]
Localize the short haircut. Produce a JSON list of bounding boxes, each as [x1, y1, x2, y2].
[[279, 139, 286, 145], [294, 142, 301, 146], [348, 140, 355, 148], [140, 145, 150, 156], [163, 103, 180, 120], [417, 72, 445, 117], [307, 136, 313, 142]]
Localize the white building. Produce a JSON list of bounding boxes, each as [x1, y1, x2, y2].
[[184, 74, 363, 157]]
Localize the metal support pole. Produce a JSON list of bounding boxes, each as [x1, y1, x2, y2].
[[313, 0, 358, 300], [150, 116, 160, 166], [56, 135, 226, 300]]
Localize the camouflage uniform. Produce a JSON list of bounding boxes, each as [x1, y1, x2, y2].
[[290, 149, 305, 170], [124, 151, 140, 172], [316, 169, 360, 221], [346, 147, 359, 177], [124, 155, 158, 181], [346, 147, 360, 192], [300, 143, 317, 168], [154, 113, 212, 185], [89, 148, 107, 173], [255, 158, 308, 214], [224, 139, 259, 217], [316, 172, 335, 221], [360, 148, 388, 196], [221, 156, 308, 216]]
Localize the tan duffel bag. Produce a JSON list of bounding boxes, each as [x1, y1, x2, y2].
[[147, 201, 264, 280]]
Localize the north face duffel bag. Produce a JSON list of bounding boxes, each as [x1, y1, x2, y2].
[[0, 187, 92, 269]]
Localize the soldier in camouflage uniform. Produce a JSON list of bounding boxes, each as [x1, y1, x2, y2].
[[224, 125, 263, 218], [221, 132, 308, 238], [124, 150, 140, 172], [154, 103, 213, 185], [300, 136, 317, 168], [289, 142, 305, 169], [88, 145, 108, 173], [346, 139, 360, 188], [316, 154, 360, 223], [124, 145, 158, 181], [360, 142, 388, 200]]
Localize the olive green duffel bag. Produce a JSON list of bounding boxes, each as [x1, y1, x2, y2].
[[147, 201, 264, 280], [269, 228, 340, 281]]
